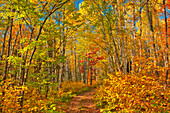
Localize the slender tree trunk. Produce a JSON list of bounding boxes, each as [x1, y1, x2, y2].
[[123, 0, 127, 75], [46, 36, 53, 97], [132, 0, 136, 74], [90, 66, 92, 85], [66, 50, 69, 80], [21, 25, 34, 85], [139, 0, 142, 73], [9, 30, 19, 79], [1, 13, 13, 113], [53, 31, 56, 81], [46, 41, 50, 97], [58, 13, 62, 87], [109, 4, 122, 72], [87, 56, 89, 84], [3, 15, 13, 85], [74, 37, 77, 82], [96, 68, 99, 82], [59, 8, 66, 89], [19, 26, 34, 113], [146, 0, 158, 77], [16, 36, 21, 81], [163, 0, 169, 89], [117, 0, 126, 74], [78, 57, 81, 81], [62, 18, 66, 81], [107, 16, 121, 72], [115, 1, 122, 66], [71, 43, 74, 81], [83, 57, 86, 84], [100, 14, 113, 73], [0, 25, 9, 62]]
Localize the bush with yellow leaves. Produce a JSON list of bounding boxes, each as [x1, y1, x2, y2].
[[94, 72, 170, 112]]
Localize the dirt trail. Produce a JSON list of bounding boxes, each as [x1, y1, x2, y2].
[[66, 89, 100, 113]]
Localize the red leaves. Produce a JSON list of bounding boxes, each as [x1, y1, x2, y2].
[[97, 56, 104, 60], [79, 60, 84, 63], [166, 0, 170, 8]]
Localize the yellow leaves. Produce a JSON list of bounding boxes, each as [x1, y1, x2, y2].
[[115, 72, 122, 77], [142, 85, 145, 88], [0, 79, 25, 112], [116, 93, 119, 98], [50, 104, 56, 110], [28, 106, 38, 112], [53, 106, 56, 110], [30, 0, 38, 4], [17, 85, 28, 91], [94, 73, 170, 112]]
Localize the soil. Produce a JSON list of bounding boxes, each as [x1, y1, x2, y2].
[[66, 89, 100, 113]]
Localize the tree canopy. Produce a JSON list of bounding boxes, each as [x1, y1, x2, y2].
[[0, 0, 169, 112]]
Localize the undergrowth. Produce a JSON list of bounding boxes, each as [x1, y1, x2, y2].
[[94, 72, 170, 112], [0, 79, 98, 112]]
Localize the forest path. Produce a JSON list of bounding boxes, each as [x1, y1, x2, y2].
[[66, 88, 100, 113]]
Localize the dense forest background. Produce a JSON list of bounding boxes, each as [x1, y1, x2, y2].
[[0, 0, 169, 112]]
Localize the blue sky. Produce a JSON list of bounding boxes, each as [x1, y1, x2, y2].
[[75, 0, 83, 10]]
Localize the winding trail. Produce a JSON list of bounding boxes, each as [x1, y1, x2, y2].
[[66, 89, 100, 113]]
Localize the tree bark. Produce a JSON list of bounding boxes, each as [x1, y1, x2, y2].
[[74, 37, 77, 82], [0, 25, 9, 62], [132, 0, 136, 74], [138, 0, 142, 73], [87, 56, 89, 84], [100, 13, 113, 73], [146, 0, 159, 77], [66, 49, 69, 80], [163, 0, 169, 89], [90, 66, 93, 85], [123, 0, 127, 75], [83, 57, 86, 84], [3, 15, 13, 85]]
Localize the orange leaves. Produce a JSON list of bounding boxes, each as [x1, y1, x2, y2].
[[0, 79, 27, 112], [94, 73, 170, 112]]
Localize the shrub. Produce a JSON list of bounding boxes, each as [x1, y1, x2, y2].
[[94, 73, 170, 112]]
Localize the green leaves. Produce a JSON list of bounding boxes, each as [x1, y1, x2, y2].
[[57, 55, 66, 63], [7, 56, 23, 66]]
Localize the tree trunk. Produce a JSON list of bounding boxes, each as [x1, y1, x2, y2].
[[123, 0, 127, 75], [66, 50, 69, 80], [132, 0, 136, 74], [163, 0, 169, 89], [3, 15, 13, 86], [146, 0, 159, 77], [83, 57, 86, 84], [0, 25, 9, 62], [115, 1, 122, 67], [100, 14, 113, 73], [139, 0, 142, 73], [59, 8, 66, 89], [71, 42, 74, 81], [90, 66, 93, 85], [74, 37, 77, 82], [87, 56, 89, 84], [78, 57, 81, 81]]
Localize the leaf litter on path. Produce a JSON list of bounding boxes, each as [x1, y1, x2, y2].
[[66, 89, 100, 113]]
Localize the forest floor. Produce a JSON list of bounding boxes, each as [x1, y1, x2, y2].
[[66, 88, 100, 113]]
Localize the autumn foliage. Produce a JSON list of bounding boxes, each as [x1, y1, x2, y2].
[[0, 78, 98, 112], [94, 73, 170, 112], [0, 0, 170, 112]]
